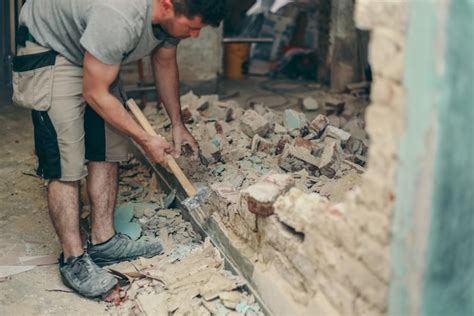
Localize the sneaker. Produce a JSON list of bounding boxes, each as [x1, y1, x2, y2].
[[87, 233, 163, 267], [59, 252, 118, 298]]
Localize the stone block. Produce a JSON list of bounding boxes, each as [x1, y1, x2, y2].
[[240, 110, 271, 138], [240, 173, 294, 217], [302, 97, 320, 111]]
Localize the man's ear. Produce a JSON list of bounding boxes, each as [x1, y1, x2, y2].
[[161, 0, 175, 17]]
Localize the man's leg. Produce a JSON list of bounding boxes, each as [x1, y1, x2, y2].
[[48, 180, 83, 260], [87, 161, 118, 245]]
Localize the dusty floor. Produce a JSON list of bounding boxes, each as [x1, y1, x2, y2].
[[0, 92, 110, 314]]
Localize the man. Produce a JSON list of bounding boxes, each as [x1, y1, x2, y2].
[[13, 0, 226, 298]]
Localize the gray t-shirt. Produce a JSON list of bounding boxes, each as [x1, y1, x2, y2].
[[19, 0, 179, 66]]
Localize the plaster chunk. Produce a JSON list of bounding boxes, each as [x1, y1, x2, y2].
[[274, 188, 329, 233]]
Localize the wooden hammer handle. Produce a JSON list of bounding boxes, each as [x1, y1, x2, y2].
[[126, 99, 197, 197]]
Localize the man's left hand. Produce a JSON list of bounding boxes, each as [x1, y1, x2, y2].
[[172, 124, 199, 159]]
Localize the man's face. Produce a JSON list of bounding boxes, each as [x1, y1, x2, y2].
[[161, 15, 205, 39]]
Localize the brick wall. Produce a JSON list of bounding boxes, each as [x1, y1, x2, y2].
[[213, 1, 409, 314]]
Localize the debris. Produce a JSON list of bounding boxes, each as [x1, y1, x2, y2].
[[278, 144, 320, 175], [343, 159, 366, 173], [251, 135, 273, 154], [322, 126, 351, 144], [200, 142, 223, 166], [240, 110, 271, 138], [241, 173, 294, 217], [324, 97, 345, 115], [310, 114, 329, 135], [294, 136, 312, 152], [318, 138, 344, 178], [115, 220, 142, 240], [302, 97, 319, 111], [275, 136, 292, 155], [327, 115, 347, 129], [284, 109, 308, 131], [273, 123, 287, 134]]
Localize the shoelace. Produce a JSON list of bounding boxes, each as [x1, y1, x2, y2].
[[71, 256, 92, 281]]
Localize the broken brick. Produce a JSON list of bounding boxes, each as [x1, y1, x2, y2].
[[200, 142, 222, 166], [275, 136, 292, 155], [294, 136, 312, 152], [240, 110, 270, 138], [323, 126, 351, 144], [310, 114, 329, 135], [241, 173, 294, 216], [318, 138, 343, 178], [251, 135, 273, 155], [278, 144, 320, 175]]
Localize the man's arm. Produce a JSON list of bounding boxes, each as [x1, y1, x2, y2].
[[151, 46, 199, 158], [82, 51, 171, 166]]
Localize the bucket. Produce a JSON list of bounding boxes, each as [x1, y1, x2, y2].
[[224, 43, 250, 80]]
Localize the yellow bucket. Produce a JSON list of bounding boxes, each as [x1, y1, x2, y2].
[[224, 43, 250, 80]]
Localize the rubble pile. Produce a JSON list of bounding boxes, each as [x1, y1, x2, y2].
[[145, 90, 370, 203], [104, 159, 264, 316], [110, 240, 262, 316]]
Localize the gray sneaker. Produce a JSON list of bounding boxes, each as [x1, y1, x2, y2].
[[87, 233, 163, 267], [59, 252, 118, 298]]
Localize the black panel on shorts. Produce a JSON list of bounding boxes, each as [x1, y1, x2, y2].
[[84, 105, 106, 161], [31, 110, 61, 179]]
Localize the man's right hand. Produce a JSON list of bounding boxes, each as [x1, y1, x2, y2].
[[140, 135, 172, 167]]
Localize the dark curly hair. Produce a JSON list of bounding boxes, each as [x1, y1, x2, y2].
[[172, 0, 226, 27]]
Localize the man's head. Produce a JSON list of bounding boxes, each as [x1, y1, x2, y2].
[[156, 0, 226, 39]]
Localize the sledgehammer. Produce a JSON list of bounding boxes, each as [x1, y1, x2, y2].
[[126, 99, 210, 208]]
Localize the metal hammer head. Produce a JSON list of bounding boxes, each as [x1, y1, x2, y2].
[[182, 186, 211, 210]]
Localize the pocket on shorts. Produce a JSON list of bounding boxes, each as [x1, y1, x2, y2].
[[12, 50, 58, 111]]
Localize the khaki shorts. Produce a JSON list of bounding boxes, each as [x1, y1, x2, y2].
[[13, 41, 130, 181]]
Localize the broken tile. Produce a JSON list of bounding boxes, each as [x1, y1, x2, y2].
[[240, 110, 270, 138], [284, 109, 308, 131]]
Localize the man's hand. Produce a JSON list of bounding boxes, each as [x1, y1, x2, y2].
[[172, 124, 199, 159], [140, 135, 173, 167]]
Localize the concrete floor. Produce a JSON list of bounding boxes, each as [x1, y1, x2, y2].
[[0, 90, 109, 315]]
